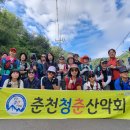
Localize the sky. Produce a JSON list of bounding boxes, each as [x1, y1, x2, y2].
[[0, 0, 130, 59]]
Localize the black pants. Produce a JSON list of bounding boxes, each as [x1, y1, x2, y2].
[[109, 80, 115, 90]]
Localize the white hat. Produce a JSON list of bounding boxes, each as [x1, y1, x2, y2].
[[47, 66, 56, 73]]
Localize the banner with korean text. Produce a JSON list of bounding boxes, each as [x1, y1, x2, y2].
[[0, 88, 130, 119]]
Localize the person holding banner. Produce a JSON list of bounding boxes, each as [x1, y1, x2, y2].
[[3, 69, 23, 88], [114, 66, 130, 90], [41, 66, 59, 90], [24, 69, 40, 89], [95, 58, 112, 90], [64, 64, 82, 90], [83, 71, 101, 90]]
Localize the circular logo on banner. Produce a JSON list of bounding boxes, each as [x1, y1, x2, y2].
[[6, 94, 26, 116]]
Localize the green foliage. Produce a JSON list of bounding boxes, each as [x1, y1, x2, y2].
[[0, 0, 5, 3], [117, 51, 130, 64], [0, 9, 67, 60]]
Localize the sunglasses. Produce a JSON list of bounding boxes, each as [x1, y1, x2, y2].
[[101, 62, 107, 64], [71, 68, 78, 72], [48, 71, 55, 75], [28, 72, 34, 74], [89, 76, 95, 78]]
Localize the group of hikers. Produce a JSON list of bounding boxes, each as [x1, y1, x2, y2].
[[0, 47, 130, 90]]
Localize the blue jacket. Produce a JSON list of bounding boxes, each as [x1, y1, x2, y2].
[[114, 78, 130, 90]]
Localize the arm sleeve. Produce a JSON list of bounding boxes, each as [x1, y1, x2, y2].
[[27, 63, 30, 69], [95, 75, 103, 81], [114, 79, 121, 90], [98, 83, 101, 90], [41, 77, 46, 86], [20, 80, 24, 88], [105, 76, 112, 86], [83, 83, 87, 90], [2, 79, 9, 88]]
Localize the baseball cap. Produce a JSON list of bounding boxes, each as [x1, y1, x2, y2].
[[10, 48, 17, 53], [119, 66, 128, 73], [100, 58, 108, 63], [73, 54, 79, 57]]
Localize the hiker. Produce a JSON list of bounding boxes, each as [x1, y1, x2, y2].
[[67, 54, 74, 69], [94, 58, 112, 90], [64, 64, 82, 90], [83, 71, 101, 90], [24, 69, 40, 89], [46, 53, 58, 71], [57, 56, 68, 88], [29, 53, 44, 79], [107, 49, 120, 90], [79, 55, 93, 84], [73, 53, 81, 67], [115, 66, 130, 90], [3, 69, 23, 88], [37, 54, 48, 76], [19, 53, 30, 80], [0, 48, 20, 87], [41, 66, 59, 90]]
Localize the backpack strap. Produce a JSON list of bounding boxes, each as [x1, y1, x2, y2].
[[7, 79, 11, 88], [24, 62, 28, 70], [41, 76, 46, 86], [18, 80, 20, 88], [7, 79, 20, 88]]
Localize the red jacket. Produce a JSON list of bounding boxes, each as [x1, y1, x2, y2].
[[107, 58, 120, 80], [65, 77, 82, 90]]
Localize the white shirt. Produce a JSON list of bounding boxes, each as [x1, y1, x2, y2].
[[3, 79, 24, 88], [58, 64, 65, 70], [83, 81, 101, 90]]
